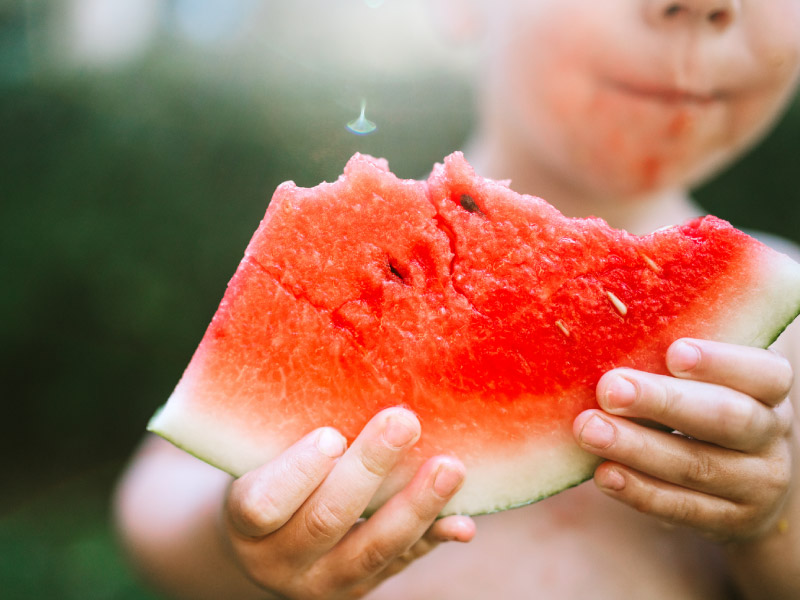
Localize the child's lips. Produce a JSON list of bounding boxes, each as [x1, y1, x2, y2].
[[605, 79, 723, 105]]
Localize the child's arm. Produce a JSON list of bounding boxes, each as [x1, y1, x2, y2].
[[573, 331, 800, 600], [114, 407, 475, 600]]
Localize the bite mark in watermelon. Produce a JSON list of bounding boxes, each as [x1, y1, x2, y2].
[[149, 152, 800, 516]]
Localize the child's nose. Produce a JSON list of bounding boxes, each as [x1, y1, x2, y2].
[[645, 0, 738, 29]]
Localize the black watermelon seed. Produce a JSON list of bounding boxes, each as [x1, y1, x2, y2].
[[388, 259, 406, 283], [459, 194, 483, 215]]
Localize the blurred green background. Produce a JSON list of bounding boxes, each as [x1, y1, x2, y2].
[[1, 1, 799, 598]]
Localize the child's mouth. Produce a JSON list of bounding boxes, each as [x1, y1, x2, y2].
[[604, 79, 722, 105]]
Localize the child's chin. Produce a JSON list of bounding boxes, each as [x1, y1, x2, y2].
[[580, 150, 730, 200]]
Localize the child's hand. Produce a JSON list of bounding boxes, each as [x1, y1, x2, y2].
[[222, 407, 474, 600], [573, 338, 795, 542]]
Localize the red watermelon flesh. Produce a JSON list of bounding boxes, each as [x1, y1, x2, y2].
[[149, 152, 800, 516]]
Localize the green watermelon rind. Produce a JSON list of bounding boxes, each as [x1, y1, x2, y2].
[[472, 472, 595, 517], [765, 286, 800, 346]]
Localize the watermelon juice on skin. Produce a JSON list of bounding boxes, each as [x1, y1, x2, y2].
[[148, 151, 800, 516], [116, 2, 800, 599]]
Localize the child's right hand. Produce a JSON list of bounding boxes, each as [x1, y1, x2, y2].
[[222, 407, 474, 600]]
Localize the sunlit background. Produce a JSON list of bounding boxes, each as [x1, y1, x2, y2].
[[1, 1, 799, 598]]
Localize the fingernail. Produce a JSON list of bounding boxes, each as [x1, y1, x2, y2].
[[383, 413, 419, 449], [603, 376, 637, 410], [433, 463, 463, 497], [599, 467, 626, 491], [579, 414, 616, 449], [670, 341, 700, 374], [316, 428, 347, 458]]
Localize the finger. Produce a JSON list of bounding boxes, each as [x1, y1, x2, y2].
[[428, 514, 476, 543], [574, 410, 760, 501], [226, 427, 347, 538], [322, 456, 469, 590], [374, 516, 476, 583], [596, 369, 784, 451], [591, 462, 762, 540], [667, 339, 793, 406], [280, 407, 421, 561]]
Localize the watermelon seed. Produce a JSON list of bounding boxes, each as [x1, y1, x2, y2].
[[555, 320, 570, 337], [639, 252, 661, 274], [388, 259, 406, 283], [606, 291, 628, 317], [459, 194, 484, 216]]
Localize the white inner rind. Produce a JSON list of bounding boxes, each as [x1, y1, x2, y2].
[[371, 433, 601, 516], [148, 386, 288, 476], [711, 249, 800, 346], [150, 388, 601, 516]]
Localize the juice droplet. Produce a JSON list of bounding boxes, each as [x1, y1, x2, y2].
[[346, 99, 377, 135]]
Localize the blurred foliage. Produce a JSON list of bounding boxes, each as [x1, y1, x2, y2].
[[0, 464, 160, 600], [1, 1, 799, 598], [695, 100, 800, 244], [1, 41, 473, 502]]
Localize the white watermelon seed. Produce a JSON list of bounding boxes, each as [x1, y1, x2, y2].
[[606, 291, 628, 316], [639, 252, 661, 273], [555, 320, 570, 337]]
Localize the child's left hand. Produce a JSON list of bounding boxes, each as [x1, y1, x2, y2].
[[573, 338, 795, 542]]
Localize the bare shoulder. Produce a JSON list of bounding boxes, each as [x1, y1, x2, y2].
[[119, 434, 232, 494]]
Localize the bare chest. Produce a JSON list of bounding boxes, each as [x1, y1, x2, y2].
[[370, 483, 731, 600]]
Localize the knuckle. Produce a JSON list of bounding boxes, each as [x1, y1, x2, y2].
[[358, 447, 392, 480], [242, 494, 283, 534], [357, 543, 394, 575], [729, 503, 762, 537], [629, 483, 696, 526], [719, 397, 758, 439], [773, 354, 794, 398], [408, 495, 436, 524], [284, 452, 325, 489], [654, 382, 682, 421], [229, 481, 284, 536], [684, 451, 716, 487], [303, 501, 348, 544], [628, 483, 660, 515], [668, 493, 696, 524], [773, 400, 795, 438], [764, 448, 792, 495], [380, 550, 418, 579]]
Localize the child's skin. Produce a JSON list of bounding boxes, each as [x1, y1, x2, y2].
[[115, 1, 800, 598]]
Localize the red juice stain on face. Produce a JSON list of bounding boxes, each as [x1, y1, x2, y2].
[[668, 110, 694, 138], [639, 156, 662, 188]]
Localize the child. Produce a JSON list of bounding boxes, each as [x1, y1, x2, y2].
[[115, 1, 800, 598]]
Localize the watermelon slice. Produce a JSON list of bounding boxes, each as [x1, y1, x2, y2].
[[149, 152, 800, 516]]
